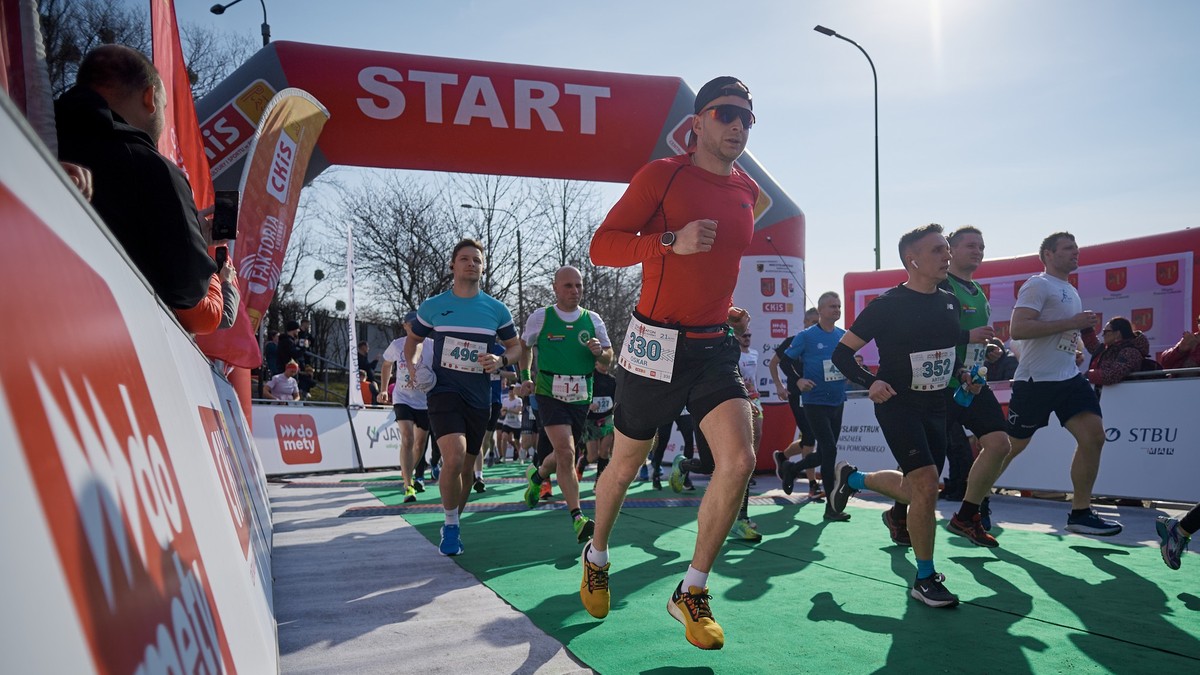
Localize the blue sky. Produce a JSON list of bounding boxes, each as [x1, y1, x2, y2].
[[170, 0, 1199, 313]]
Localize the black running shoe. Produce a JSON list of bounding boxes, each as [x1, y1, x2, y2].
[[782, 463, 797, 495], [473, 478, 486, 493], [773, 451, 788, 482], [412, 479, 425, 493], [911, 573, 959, 608], [823, 509, 851, 522], [829, 461, 858, 514], [980, 497, 992, 531]]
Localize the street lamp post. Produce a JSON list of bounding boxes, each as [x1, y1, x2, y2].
[[460, 203, 524, 325], [814, 24, 880, 270], [210, 0, 271, 47]]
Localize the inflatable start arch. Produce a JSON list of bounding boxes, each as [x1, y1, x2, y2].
[[198, 42, 812, 457]]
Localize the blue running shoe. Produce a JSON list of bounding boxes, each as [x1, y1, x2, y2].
[[439, 524, 464, 556], [980, 496, 992, 531], [1156, 516, 1190, 570], [431, 463, 441, 482], [637, 463, 650, 482], [1065, 509, 1122, 536]]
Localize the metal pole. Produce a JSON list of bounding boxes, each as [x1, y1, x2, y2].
[[516, 229, 525, 326], [815, 25, 881, 269]]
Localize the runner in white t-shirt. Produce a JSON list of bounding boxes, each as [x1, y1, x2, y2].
[[981, 232, 1120, 536]]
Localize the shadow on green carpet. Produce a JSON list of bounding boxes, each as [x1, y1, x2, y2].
[[364, 479, 1200, 674]]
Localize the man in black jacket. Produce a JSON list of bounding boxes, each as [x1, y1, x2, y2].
[[55, 44, 215, 310]]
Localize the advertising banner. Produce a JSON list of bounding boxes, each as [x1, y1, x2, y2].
[[0, 96, 276, 672], [844, 231, 1200, 368], [195, 88, 330, 367], [835, 378, 1200, 502], [252, 403, 358, 475], [351, 406, 405, 469]]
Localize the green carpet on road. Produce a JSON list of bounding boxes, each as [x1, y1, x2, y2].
[[365, 464, 1200, 674]]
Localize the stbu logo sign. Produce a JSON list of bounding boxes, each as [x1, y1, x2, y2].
[[760, 278, 775, 297], [1157, 260, 1180, 286], [1106, 267, 1127, 292], [274, 413, 323, 464]]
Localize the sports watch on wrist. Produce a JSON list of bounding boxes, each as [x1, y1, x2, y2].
[[660, 231, 676, 250]]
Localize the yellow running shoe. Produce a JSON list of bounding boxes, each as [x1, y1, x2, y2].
[[580, 542, 610, 619], [667, 583, 724, 650]]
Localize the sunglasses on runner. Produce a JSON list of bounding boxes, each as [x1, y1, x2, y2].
[[701, 104, 756, 129]]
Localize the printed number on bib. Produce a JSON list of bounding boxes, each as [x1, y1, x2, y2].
[[822, 359, 845, 382], [1057, 331, 1079, 353], [399, 369, 417, 390], [592, 395, 614, 414], [440, 336, 487, 373], [618, 315, 678, 383], [553, 374, 589, 403], [965, 343, 988, 371], [909, 348, 955, 391]]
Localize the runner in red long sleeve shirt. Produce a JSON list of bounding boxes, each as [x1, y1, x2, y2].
[[578, 76, 760, 651]]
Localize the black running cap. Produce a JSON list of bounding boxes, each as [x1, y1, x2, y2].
[[694, 76, 752, 114]]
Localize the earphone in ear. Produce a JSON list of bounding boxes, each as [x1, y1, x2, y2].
[[912, 260, 919, 269]]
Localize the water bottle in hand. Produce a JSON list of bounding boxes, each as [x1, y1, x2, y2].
[[953, 364, 988, 407]]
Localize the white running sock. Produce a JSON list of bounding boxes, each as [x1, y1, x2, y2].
[[682, 565, 709, 592], [444, 509, 459, 527], [586, 543, 609, 567]]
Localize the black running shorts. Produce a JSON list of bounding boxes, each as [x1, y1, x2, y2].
[[394, 403, 430, 431], [427, 391, 489, 455], [1006, 374, 1102, 439], [946, 386, 1006, 438], [874, 398, 947, 475], [614, 334, 747, 441]]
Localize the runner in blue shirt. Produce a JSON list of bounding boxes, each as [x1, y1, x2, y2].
[[405, 239, 521, 556], [783, 291, 849, 521]]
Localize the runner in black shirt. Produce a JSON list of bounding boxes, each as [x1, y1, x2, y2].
[[828, 224, 981, 609]]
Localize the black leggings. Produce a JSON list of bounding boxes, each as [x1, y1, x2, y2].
[[651, 414, 695, 473], [1182, 503, 1200, 534], [793, 404, 844, 494]]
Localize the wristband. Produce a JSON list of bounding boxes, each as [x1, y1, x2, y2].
[[501, 354, 509, 367], [520, 369, 532, 381]]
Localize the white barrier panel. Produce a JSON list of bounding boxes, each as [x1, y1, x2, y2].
[[252, 403, 359, 475], [0, 96, 277, 672], [1003, 377, 1199, 502], [836, 379, 1200, 503], [352, 406, 405, 469]]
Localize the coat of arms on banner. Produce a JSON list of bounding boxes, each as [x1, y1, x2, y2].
[[1132, 308, 1154, 333], [1106, 267, 1127, 292], [1157, 260, 1180, 286]]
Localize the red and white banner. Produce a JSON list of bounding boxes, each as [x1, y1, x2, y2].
[[251, 404, 358, 475], [0, 94, 275, 672], [151, 0, 214, 211], [195, 88, 330, 367], [844, 230, 1200, 367]]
